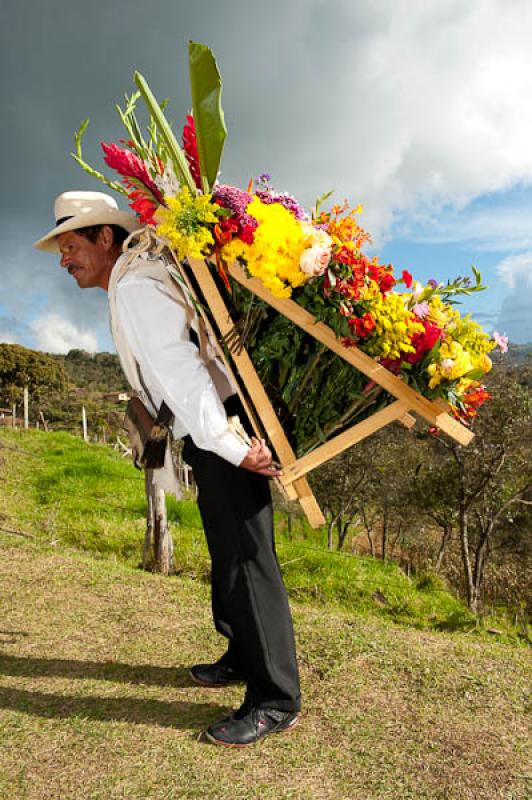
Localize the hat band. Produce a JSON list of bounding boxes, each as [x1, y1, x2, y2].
[[56, 216, 73, 226]]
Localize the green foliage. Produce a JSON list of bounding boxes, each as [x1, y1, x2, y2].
[[60, 349, 128, 392], [0, 343, 67, 405], [71, 118, 128, 195], [230, 288, 390, 455]]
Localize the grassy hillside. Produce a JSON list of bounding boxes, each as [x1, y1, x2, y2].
[[0, 429, 530, 799], [0, 428, 503, 634]]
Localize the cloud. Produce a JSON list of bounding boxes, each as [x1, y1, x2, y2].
[[214, 0, 532, 239], [395, 203, 532, 252], [0, 316, 34, 347], [4, 0, 532, 345], [495, 286, 532, 343], [496, 252, 532, 289], [31, 313, 98, 354]]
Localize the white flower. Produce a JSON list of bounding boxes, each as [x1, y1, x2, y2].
[[441, 358, 455, 376], [412, 281, 424, 300], [300, 245, 332, 277], [154, 165, 181, 198], [299, 224, 332, 277]]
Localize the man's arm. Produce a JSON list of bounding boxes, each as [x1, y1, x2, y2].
[[115, 275, 279, 475]]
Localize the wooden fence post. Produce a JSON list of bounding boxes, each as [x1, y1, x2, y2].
[[143, 470, 175, 576], [82, 406, 88, 442], [23, 387, 28, 430]]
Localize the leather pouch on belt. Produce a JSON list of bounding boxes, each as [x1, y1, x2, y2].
[[123, 397, 174, 470]]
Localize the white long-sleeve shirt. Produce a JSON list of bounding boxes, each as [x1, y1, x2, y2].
[[113, 269, 249, 467]]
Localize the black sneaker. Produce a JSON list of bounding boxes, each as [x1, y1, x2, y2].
[[205, 706, 299, 746], [190, 661, 246, 688]]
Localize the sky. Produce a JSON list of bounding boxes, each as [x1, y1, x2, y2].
[[1, 0, 531, 353]]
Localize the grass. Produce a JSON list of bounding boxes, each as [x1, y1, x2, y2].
[[0, 429, 530, 799], [0, 428, 513, 636]]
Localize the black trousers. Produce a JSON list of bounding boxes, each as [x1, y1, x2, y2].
[[182, 399, 301, 712]]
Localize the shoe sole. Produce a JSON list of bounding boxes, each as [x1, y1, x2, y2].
[[204, 715, 299, 747], [189, 669, 244, 688]]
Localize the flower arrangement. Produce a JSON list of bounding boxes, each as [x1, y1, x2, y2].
[[72, 42, 506, 454]]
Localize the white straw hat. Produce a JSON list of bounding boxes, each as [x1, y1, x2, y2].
[[34, 191, 140, 253]]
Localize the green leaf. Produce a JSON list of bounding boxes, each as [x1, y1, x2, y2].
[[313, 189, 334, 218], [71, 119, 128, 196], [134, 71, 196, 193], [188, 41, 227, 192], [462, 368, 485, 381]]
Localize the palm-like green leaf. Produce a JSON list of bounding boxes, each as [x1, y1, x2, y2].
[[134, 71, 196, 193], [188, 41, 227, 192]]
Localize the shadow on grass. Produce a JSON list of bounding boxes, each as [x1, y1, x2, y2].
[[0, 653, 202, 688], [0, 685, 231, 730]]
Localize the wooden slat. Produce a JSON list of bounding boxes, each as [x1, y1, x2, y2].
[[169, 256, 299, 503], [280, 400, 409, 485], [187, 257, 326, 526], [228, 263, 474, 446]]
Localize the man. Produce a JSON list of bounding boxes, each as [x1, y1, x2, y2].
[[35, 190, 301, 746]]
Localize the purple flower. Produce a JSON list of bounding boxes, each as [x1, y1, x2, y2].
[[255, 189, 309, 221], [213, 184, 258, 231], [412, 301, 430, 319], [427, 279, 438, 288]]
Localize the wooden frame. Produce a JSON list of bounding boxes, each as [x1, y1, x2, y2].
[[185, 256, 474, 528]]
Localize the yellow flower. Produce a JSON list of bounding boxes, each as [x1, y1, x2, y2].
[[155, 188, 218, 260], [362, 287, 424, 361], [222, 197, 309, 297]]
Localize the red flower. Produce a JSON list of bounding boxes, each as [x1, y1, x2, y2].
[[101, 142, 163, 203], [349, 312, 375, 338], [379, 272, 396, 294], [402, 269, 413, 288], [239, 223, 256, 244], [182, 114, 202, 190], [128, 190, 158, 226], [335, 245, 358, 266]]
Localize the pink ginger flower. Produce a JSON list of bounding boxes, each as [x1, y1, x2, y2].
[[101, 142, 164, 203], [182, 114, 202, 190]]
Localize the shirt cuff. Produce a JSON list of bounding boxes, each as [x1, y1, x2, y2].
[[212, 430, 250, 467]]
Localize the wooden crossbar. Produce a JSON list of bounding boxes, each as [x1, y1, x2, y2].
[[280, 400, 409, 486], [228, 263, 474, 447]]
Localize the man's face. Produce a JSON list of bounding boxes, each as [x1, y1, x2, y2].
[[56, 229, 111, 290]]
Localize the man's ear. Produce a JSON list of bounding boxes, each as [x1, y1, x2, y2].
[[99, 225, 115, 251]]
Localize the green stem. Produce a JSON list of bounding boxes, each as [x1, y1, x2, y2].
[[134, 72, 196, 193]]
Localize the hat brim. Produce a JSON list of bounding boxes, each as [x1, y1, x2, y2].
[[34, 209, 141, 253]]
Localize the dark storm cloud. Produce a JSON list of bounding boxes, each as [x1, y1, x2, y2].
[[2, 0, 532, 348]]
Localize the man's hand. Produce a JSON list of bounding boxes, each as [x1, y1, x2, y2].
[[240, 437, 282, 477]]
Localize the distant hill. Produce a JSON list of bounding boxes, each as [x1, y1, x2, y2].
[[0, 344, 127, 438], [492, 342, 532, 367], [52, 349, 128, 393]]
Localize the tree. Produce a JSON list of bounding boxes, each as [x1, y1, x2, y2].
[[0, 344, 67, 406], [310, 447, 365, 550], [414, 366, 531, 613]]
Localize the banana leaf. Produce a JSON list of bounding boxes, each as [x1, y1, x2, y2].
[[188, 41, 227, 192]]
